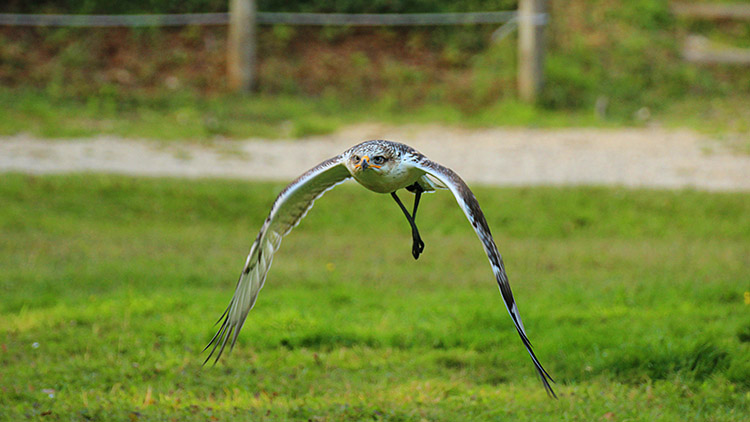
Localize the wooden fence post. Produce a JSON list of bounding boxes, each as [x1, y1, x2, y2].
[[518, 0, 546, 103], [227, 0, 256, 91]]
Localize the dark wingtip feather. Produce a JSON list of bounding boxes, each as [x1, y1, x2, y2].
[[202, 307, 234, 366], [540, 371, 558, 399], [215, 323, 235, 365], [213, 305, 229, 326], [512, 324, 557, 399]]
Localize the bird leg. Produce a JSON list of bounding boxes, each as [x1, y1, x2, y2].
[[405, 182, 427, 258], [406, 182, 425, 220], [391, 185, 425, 260]]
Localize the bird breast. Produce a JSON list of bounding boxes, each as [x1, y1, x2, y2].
[[352, 163, 424, 193]]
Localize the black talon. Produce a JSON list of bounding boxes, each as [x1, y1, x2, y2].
[[411, 234, 425, 259], [392, 183, 427, 260]]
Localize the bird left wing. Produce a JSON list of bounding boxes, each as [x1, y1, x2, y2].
[[204, 155, 352, 364], [411, 156, 556, 398]]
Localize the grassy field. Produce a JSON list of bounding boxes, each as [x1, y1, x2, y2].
[[3, 0, 750, 144], [1, 174, 749, 421], [0, 88, 609, 141]]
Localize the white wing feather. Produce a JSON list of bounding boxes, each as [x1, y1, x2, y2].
[[412, 156, 556, 398], [204, 155, 351, 364]]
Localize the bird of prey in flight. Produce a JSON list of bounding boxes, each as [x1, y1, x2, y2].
[[204, 140, 556, 397]]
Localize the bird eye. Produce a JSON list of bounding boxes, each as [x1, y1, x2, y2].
[[352, 155, 360, 162], [372, 156, 386, 165]]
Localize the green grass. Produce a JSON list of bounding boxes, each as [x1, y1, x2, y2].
[[3, 0, 750, 142], [0, 89, 344, 140], [0, 88, 607, 141], [1, 174, 749, 421]]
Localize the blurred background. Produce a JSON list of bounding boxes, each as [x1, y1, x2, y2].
[[1, 1, 749, 420], [0, 0, 749, 141]]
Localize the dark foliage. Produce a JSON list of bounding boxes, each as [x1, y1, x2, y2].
[[1, 0, 517, 14]]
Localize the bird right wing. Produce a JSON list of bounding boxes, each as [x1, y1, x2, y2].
[[411, 156, 556, 398], [204, 154, 352, 364]]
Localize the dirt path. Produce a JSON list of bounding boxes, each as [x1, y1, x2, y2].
[[1, 124, 748, 191]]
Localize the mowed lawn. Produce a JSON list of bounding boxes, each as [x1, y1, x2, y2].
[[1, 174, 748, 421]]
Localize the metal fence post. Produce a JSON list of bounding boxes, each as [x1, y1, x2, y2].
[[227, 0, 256, 91], [518, 0, 545, 103]]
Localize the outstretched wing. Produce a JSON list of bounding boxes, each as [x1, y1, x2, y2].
[[204, 155, 352, 364], [412, 156, 556, 398]]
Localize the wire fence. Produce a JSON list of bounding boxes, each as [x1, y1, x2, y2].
[[0, 13, 228, 27], [1, 5, 549, 100], [0, 11, 546, 27]]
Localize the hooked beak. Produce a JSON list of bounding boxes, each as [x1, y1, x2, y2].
[[355, 155, 370, 171]]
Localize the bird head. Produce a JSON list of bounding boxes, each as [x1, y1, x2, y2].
[[345, 141, 401, 176]]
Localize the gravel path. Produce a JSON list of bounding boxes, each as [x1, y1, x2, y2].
[[1, 124, 749, 191]]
